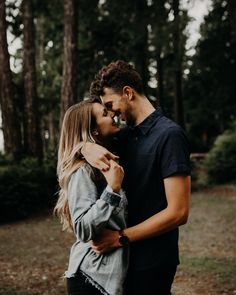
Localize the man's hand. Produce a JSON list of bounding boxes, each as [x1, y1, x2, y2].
[[81, 142, 119, 171], [91, 229, 120, 254]]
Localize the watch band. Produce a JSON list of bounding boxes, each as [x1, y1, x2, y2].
[[118, 229, 126, 236], [118, 229, 130, 246]]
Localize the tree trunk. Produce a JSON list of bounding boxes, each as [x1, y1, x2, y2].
[[133, 0, 149, 95], [227, 0, 236, 45], [156, 52, 164, 108], [173, 0, 185, 128], [0, 0, 22, 159], [60, 0, 78, 126], [48, 111, 58, 149], [22, 0, 43, 159]]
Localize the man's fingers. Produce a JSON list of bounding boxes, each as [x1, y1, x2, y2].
[[91, 240, 103, 247], [100, 164, 110, 172], [91, 247, 101, 255], [106, 151, 119, 161], [91, 240, 99, 246], [97, 156, 110, 171], [91, 244, 102, 252]]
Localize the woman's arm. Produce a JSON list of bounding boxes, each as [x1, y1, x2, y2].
[[68, 165, 122, 242]]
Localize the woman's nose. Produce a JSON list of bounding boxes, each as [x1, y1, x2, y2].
[[108, 110, 115, 118]]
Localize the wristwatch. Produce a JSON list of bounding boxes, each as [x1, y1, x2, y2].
[[118, 229, 130, 246]]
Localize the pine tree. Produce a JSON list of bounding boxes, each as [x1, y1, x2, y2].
[[60, 0, 78, 126], [0, 0, 22, 159], [22, 0, 43, 159]]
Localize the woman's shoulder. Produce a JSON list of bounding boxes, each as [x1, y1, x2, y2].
[[71, 162, 103, 183], [68, 162, 98, 194], [72, 162, 94, 180]]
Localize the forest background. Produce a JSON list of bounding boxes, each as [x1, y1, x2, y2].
[[0, 0, 236, 294]]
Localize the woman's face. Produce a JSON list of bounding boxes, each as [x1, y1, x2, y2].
[[92, 102, 120, 138]]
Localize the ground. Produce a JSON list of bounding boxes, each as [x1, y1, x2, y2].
[[0, 185, 235, 295]]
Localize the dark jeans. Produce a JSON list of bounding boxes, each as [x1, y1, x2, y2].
[[67, 271, 102, 295], [125, 265, 177, 295]]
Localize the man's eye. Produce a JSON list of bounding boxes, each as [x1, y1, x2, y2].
[[106, 103, 112, 110]]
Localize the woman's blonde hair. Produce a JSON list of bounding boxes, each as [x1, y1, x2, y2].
[[54, 99, 98, 232]]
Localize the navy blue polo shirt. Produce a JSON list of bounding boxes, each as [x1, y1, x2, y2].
[[115, 107, 191, 271]]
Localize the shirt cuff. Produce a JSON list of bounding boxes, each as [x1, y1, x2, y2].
[[105, 185, 122, 196], [100, 186, 122, 207]]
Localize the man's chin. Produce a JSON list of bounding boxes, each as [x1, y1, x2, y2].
[[126, 119, 136, 127], [124, 109, 136, 127]]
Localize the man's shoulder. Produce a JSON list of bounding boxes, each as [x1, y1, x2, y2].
[[152, 115, 185, 138]]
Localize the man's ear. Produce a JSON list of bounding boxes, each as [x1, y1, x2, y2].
[[123, 86, 134, 101]]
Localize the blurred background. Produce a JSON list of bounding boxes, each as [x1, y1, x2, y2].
[[0, 0, 235, 294]]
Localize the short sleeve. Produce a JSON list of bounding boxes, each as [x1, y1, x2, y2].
[[159, 126, 191, 179]]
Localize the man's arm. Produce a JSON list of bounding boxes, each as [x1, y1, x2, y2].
[[91, 175, 191, 253], [81, 142, 119, 171], [121, 175, 190, 242]]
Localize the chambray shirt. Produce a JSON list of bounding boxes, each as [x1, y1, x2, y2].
[[64, 163, 128, 295], [116, 107, 191, 271]]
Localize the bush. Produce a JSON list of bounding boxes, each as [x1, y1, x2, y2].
[[0, 157, 58, 223], [205, 125, 236, 184], [0, 152, 12, 165]]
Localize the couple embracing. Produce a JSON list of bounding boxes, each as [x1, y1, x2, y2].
[[54, 60, 191, 295]]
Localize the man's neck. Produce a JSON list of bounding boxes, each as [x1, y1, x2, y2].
[[132, 96, 156, 126]]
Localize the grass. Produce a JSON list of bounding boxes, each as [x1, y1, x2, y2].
[[0, 186, 236, 295], [0, 211, 73, 295], [173, 187, 236, 295]]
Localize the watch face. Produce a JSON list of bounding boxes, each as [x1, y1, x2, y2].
[[119, 235, 129, 246]]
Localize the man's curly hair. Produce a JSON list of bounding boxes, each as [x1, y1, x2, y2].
[[90, 60, 144, 99]]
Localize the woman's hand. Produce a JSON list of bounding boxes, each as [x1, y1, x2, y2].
[[101, 159, 124, 193], [81, 142, 119, 171]]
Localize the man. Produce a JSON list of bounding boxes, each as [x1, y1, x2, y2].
[[82, 60, 191, 294]]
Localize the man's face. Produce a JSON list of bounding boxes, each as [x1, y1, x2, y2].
[[101, 87, 136, 127]]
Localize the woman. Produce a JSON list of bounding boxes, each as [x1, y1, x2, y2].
[[54, 99, 128, 295]]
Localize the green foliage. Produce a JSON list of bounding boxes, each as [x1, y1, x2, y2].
[[185, 0, 236, 151], [0, 157, 57, 223], [0, 152, 12, 165], [4, 0, 235, 158], [205, 124, 236, 184]]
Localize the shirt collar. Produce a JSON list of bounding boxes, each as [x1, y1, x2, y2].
[[132, 106, 163, 135]]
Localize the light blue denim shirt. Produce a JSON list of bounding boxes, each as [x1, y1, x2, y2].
[[64, 163, 129, 295]]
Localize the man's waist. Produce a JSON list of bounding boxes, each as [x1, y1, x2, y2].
[[128, 232, 179, 271]]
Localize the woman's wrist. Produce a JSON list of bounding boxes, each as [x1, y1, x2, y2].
[[106, 184, 121, 194]]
